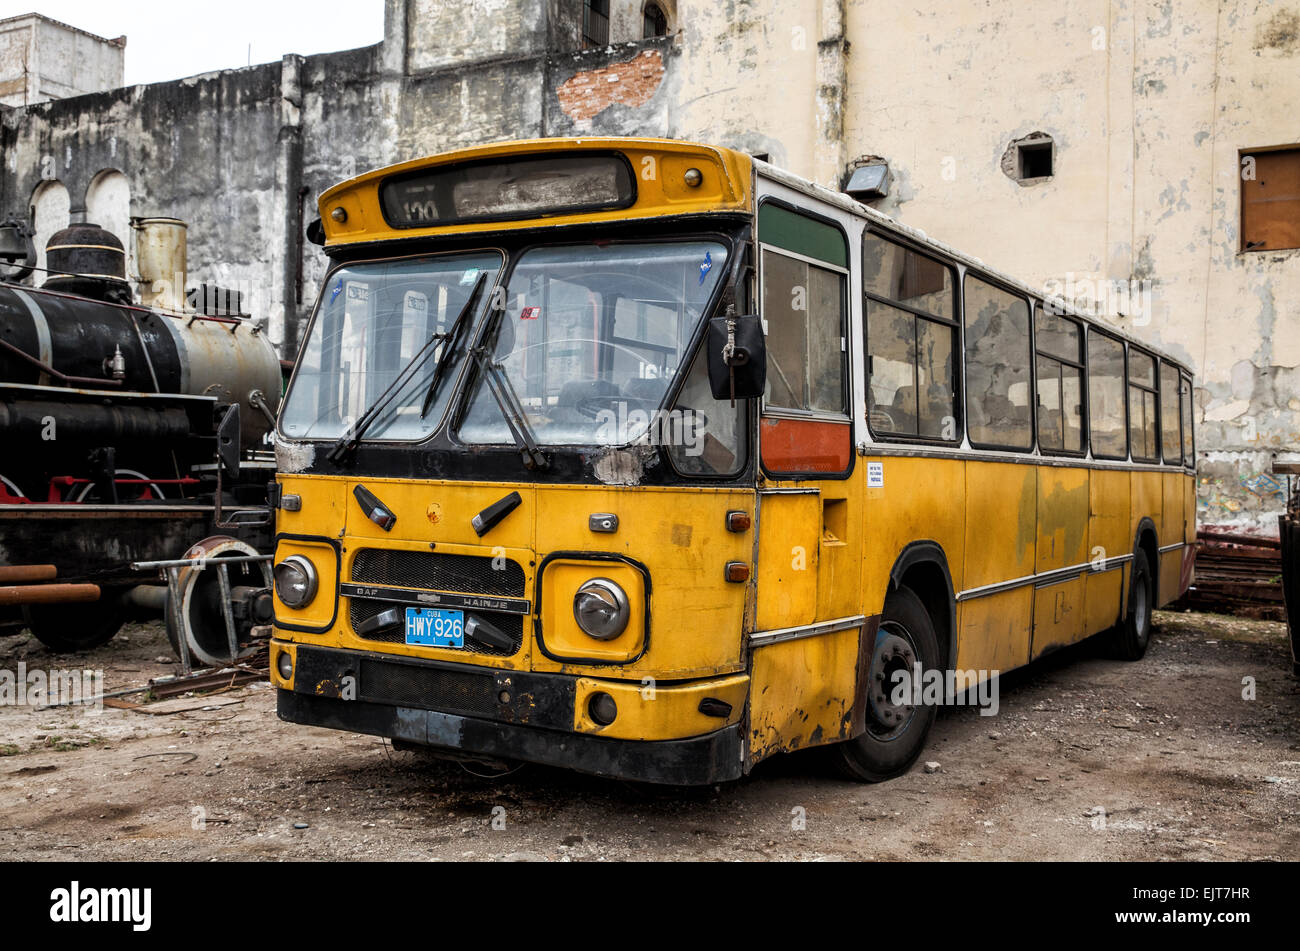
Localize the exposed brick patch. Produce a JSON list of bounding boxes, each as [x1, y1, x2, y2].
[[556, 49, 665, 122]]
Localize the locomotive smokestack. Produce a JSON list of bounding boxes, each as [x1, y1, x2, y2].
[[132, 217, 188, 313]]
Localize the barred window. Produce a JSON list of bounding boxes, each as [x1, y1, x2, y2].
[[643, 2, 669, 38], [583, 0, 610, 48]]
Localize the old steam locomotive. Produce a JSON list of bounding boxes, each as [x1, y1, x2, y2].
[[0, 215, 282, 664]]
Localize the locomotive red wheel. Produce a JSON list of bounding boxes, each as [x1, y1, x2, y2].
[[0, 475, 27, 502], [69, 469, 167, 503]]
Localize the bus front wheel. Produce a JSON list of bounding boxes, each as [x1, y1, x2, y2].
[[1109, 548, 1154, 661], [832, 587, 941, 783]]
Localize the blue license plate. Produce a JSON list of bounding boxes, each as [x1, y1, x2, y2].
[[404, 607, 464, 648]]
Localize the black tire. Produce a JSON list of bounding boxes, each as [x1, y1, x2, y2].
[[24, 591, 127, 653], [831, 586, 942, 783], [1109, 548, 1154, 661]]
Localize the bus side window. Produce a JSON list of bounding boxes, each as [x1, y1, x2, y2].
[[667, 345, 743, 476], [1180, 375, 1195, 466], [964, 276, 1032, 450], [1088, 331, 1127, 459], [760, 247, 846, 415], [1159, 361, 1183, 465], [863, 231, 957, 441], [1128, 349, 1159, 463], [1035, 308, 1084, 454]]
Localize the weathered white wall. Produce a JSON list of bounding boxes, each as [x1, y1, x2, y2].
[[836, 0, 1300, 532], [0, 14, 123, 107]]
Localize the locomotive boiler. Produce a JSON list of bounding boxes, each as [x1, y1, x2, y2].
[[0, 216, 283, 661]]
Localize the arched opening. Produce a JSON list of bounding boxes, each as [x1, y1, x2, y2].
[[643, 1, 670, 38], [30, 180, 70, 281], [86, 169, 132, 278], [86, 169, 131, 246]]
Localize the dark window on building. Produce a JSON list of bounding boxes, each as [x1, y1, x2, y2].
[[1087, 330, 1127, 460], [965, 275, 1033, 450], [1035, 308, 1084, 454], [583, 0, 610, 48], [1241, 146, 1300, 252], [1019, 140, 1054, 180], [643, 2, 668, 38], [1128, 349, 1159, 463], [863, 231, 957, 441]]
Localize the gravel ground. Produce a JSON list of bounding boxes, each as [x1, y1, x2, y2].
[[1, 609, 1297, 861]]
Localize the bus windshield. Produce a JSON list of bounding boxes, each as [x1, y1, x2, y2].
[[279, 251, 504, 442], [458, 240, 729, 448]]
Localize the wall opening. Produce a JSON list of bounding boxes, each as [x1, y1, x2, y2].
[[1002, 132, 1055, 186], [1019, 141, 1053, 180], [86, 170, 131, 245], [583, 0, 611, 48], [643, 2, 669, 38], [29, 179, 70, 281]]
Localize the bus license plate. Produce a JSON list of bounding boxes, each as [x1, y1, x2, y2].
[[405, 608, 464, 648]]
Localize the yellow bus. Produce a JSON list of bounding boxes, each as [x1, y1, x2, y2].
[[269, 138, 1196, 784]]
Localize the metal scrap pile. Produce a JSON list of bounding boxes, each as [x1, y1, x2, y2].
[[1174, 531, 1285, 621]]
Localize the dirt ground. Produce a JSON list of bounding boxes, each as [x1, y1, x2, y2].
[[1, 610, 1297, 861]]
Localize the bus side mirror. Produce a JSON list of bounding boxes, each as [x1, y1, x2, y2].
[[707, 313, 766, 401]]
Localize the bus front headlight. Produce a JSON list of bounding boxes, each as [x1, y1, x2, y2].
[[573, 578, 630, 641], [274, 555, 319, 609]]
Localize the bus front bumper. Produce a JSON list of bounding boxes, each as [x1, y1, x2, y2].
[[274, 644, 745, 786]]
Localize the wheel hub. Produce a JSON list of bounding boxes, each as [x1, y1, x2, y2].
[[868, 627, 919, 737]]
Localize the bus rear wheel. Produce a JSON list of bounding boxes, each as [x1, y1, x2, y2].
[[1108, 548, 1154, 661], [831, 587, 941, 783]]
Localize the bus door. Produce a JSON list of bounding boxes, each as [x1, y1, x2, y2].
[[748, 201, 863, 762]]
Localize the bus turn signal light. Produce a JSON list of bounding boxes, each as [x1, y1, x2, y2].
[[726, 511, 752, 532], [725, 562, 750, 583]]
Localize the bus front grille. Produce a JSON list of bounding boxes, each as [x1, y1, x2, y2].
[[347, 549, 527, 657], [351, 549, 525, 597], [348, 599, 524, 657]]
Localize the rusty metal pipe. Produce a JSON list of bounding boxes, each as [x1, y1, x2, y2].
[[0, 564, 57, 584], [0, 583, 101, 606]]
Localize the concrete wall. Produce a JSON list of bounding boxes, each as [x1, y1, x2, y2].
[[0, 0, 1296, 530], [0, 14, 124, 108]]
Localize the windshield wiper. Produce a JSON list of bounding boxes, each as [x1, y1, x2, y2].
[[469, 305, 549, 472], [326, 272, 489, 465], [420, 272, 486, 419]]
